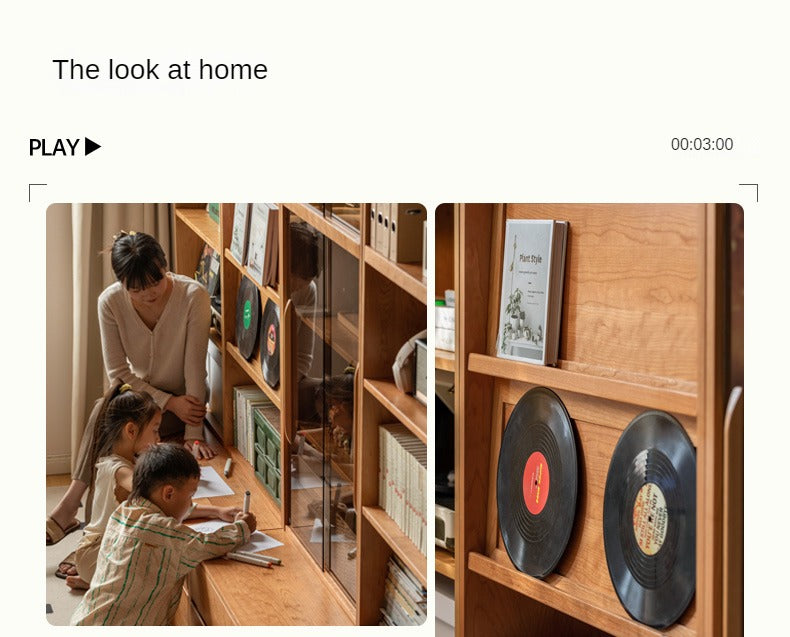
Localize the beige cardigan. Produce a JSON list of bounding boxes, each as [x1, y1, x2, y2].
[[98, 273, 210, 441]]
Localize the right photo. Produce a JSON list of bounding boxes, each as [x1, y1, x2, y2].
[[434, 204, 744, 637]]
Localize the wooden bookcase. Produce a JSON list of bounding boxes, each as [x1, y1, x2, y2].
[[357, 203, 428, 625], [172, 203, 427, 626], [455, 204, 740, 636]]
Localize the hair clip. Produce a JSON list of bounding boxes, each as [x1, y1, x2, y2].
[[119, 383, 133, 394], [112, 230, 137, 242]]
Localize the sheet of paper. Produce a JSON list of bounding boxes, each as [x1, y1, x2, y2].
[[290, 456, 349, 490], [193, 465, 235, 499], [309, 518, 349, 544], [186, 519, 284, 553]]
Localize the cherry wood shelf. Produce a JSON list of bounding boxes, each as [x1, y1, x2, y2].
[[435, 547, 456, 580], [435, 348, 455, 372], [283, 202, 362, 259], [225, 341, 281, 409], [363, 246, 427, 304], [299, 311, 358, 365], [223, 248, 281, 307], [468, 551, 694, 637], [174, 207, 220, 251], [363, 378, 427, 444], [362, 506, 427, 589], [468, 353, 697, 418]]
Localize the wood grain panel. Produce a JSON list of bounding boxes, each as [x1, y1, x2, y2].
[[501, 204, 702, 383]]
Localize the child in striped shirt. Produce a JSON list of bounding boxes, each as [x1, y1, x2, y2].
[[70, 443, 256, 626]]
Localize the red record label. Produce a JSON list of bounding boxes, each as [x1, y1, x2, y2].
[[523, 451, 550, 514], [266, 323, 277, 355]]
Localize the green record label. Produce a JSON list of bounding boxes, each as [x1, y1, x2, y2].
[[243, 299, 252, 329]]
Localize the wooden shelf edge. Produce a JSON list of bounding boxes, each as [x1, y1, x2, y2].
[[225, 341, 282, 409], [363, 246, 427, 304], [174, 207, 220, 251], [467, 552, 694, 637], [435, 349, 455, 372], [362, 506, 427, 589], [223, 248, 281, 307], [435, 547, 455, 580], [283, 203, 362, 259], [467, 353, 697, 417], [363, 378, 427, 444]]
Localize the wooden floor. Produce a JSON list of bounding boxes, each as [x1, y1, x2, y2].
[[181, 437, 355, 625]]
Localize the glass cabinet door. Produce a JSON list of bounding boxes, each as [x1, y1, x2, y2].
[[288, 218, 358, 601]]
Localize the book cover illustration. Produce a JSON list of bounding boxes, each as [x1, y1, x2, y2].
[[497, 220, 553, 364], [245, 203, 270, 284], [230, 203, 251, 264]]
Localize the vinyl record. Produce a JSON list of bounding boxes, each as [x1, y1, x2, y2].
[[261, 299, 280, 388], [496, 387, 578, 578], [235, 276, 260, 360], [603, 411, 696, 628]]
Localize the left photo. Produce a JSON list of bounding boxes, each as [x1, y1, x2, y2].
[[45, 203, 428, 626]]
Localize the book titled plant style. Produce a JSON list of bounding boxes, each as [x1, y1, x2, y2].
[[496, 219, 568, 366]]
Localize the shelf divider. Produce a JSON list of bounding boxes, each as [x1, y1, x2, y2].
[[364, 378, 427, 444], [363, 505, 427, 589], [467, 353, 697, 417], [435, 547, 455, 580], [363, 246, 427, 304], [174, 207, 220, 250], [468, 551, 694, 637], [225, 341, 282, 409]]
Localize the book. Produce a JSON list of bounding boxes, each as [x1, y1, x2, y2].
[[262, 204, 279, 288], [230, 203, 251, 264], [206, 203, 220, 223], [245, 203, 270, 284], [496, 219, 568, 366]]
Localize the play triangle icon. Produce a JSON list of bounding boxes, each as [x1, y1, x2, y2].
[[85, 137, 101, 156]]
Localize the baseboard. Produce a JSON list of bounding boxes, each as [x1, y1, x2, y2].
[[47, 453, 71, 475]]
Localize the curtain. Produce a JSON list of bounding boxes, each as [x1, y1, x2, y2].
[[47, 204, 172, 474]]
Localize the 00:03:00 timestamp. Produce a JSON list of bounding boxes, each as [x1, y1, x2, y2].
[[671, 137, 734, 151]]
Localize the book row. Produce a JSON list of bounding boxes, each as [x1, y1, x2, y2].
[[378, 423, 427, 556]]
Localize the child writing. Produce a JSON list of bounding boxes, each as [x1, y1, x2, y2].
[[64, 382, 240, 590], [70, 443, 256, 626]]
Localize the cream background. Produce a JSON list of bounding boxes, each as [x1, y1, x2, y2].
[[3, 0, 787, 634]]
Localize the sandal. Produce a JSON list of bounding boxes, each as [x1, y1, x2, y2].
[[46, 516, 81, 546], [55, 550, 78, 580]]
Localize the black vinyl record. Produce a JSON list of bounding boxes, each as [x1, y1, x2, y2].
[[496, 387, 578, 578], [261, 299, 280, 388], [235, 276, 260, 360], [603, 410, 696, 628]]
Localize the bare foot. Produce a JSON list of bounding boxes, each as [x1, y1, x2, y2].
[[65, 575, 90, 591]]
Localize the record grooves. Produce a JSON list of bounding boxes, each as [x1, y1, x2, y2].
[[235, 276, 260, 360], [496, 386, 578, 578], [603, 410, 696, 628]]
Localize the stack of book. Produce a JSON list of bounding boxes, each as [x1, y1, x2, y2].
[[370, 203, 427, 268], [230, 203, 279, 287], [379, 555, 427, 626], [378, 423, 427, 556], [233, 385, 277, 465]]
